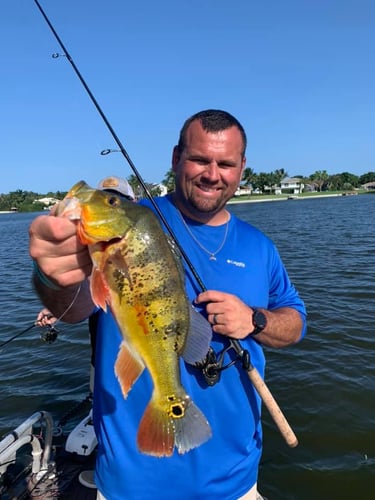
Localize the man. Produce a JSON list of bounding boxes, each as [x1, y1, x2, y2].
[[29, 110, 306, 500]]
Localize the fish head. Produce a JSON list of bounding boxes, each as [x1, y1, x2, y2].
[[57, 180, 136, 245]]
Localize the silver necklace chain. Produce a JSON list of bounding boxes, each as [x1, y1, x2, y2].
[[178, 210, 230, 261]]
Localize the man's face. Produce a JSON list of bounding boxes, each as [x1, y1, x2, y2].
[[172, 120, 246, 221]]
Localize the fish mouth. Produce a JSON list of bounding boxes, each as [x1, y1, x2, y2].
[[55, 197, 82, 219], [78, 223, 124, 247], [56, 181, 95, 219]]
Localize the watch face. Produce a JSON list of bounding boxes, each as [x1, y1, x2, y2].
[[254, 310, 267, 329]]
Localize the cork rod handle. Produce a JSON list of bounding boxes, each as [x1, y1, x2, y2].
[[247, 365, 298, 448]]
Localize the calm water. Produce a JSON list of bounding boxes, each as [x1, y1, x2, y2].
[[1, 195, 374, 499]]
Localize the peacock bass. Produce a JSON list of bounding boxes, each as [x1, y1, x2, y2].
[[56, 181, 212, 457]]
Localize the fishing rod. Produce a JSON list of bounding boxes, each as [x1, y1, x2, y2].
[[33, 0, 298, 447], [33, 0, 204, 293], [0, 324, 36, 349], [0, 321, 58, 350]]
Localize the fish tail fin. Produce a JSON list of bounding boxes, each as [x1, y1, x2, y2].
[[137, 399, 175, 457], [137, 396, 212, 457], [174, 399, 212, 454]]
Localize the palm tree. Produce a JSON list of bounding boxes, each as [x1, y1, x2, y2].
[[242, 167, 256, 186], [310, 170, 329, 192], [273, 168, 287, 184]]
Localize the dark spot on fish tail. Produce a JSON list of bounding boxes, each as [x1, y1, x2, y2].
[[167, 395, 176, 402], [169, 404, 184, 419]]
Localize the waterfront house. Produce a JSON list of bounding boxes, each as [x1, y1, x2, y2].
[[361, 181, 375, 191], [274, 177, 304, 195]]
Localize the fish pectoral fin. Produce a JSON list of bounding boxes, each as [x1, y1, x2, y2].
[[115, 341, 145, 398], [90, 267, 110, 311], [181, 306, 212, 365]]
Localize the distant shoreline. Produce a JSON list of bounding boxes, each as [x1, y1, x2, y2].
[[0, 191, 369, 213], [228, 192, 354, 204]]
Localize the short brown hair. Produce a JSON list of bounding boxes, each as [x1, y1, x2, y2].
[[177, 109, 247, 157]]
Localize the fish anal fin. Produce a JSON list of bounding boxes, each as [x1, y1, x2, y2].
[[137, 400, 175, 457], [90, 268, 110, 310], [181, 306, 212, 365], [114, 341, 144, 398]]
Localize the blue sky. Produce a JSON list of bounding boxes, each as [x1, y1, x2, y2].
[[2, 0, 374, 194]]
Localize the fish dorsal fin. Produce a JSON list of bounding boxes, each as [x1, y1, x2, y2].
[[115, 341, 145, 398], [90, 267, 110, 311], [181, 306, 212, 365]]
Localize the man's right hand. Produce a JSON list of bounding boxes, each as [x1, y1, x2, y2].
[[29, 214, 92, 288]]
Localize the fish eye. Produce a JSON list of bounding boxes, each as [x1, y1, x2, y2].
[[108, 196, 120, 207]]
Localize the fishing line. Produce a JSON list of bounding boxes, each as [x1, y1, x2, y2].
[[33, 0, 205, 294]]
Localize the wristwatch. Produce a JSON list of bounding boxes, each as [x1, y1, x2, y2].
[[251, 308, 267, 336]]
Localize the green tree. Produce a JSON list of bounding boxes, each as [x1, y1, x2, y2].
[[339, 172, 359, 189], [273, 168, 288, 185], [310, 170, 329, 192], [149, 183, 163, 197], [254, 172, 273, 192], [127, 174, 144, 199], [242, 167, 256, 186], [327, 174, 341, 191], [359, 171, 375, 184], [162, 169, 176, 193]]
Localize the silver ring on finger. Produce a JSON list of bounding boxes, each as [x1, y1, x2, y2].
[[213, 314, 218, 325]]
